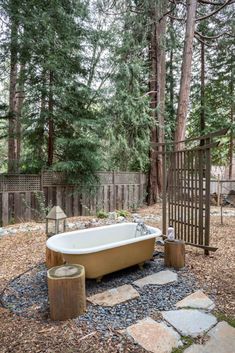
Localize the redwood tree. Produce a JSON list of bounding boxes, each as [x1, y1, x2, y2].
[[147, 0, 167, 205], [7, 0, 20, 173], [174, 0, 197, 149]]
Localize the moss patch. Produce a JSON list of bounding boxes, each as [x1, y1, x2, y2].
[[171, 337, 194, 353], [213, 311, 235, 328]]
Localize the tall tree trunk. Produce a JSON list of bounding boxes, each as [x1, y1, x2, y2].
[[147, 2, 166, 205], [169, 16, 175, 139], [47, 70, 54, 166], [175, 0, 197, 149], [38, 70, 46, 160], [8, 4, 19, 173], [200, 38, 205, 146], [15, 64, 25, 164], [228, 62, 234, 179]]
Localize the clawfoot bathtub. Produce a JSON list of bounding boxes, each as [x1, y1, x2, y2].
[[46, 222, 162, 280]]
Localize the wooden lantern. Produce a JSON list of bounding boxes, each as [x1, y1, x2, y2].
[[46, 206, 67, 238]]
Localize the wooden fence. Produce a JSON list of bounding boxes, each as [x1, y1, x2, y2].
[[0, 172, 147, 226], [210, 179, 235, 195]]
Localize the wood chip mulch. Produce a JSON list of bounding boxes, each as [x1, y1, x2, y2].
[[138, 204, 235, 316], [1, 204, 234, 352]]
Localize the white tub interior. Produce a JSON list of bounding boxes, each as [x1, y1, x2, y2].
[[46, 222, 162, 254]]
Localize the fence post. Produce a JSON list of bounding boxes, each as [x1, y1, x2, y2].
[[162, 144, 167, 236], [220, 180, 223, 225], [2, 192, 9, 227], [138, 172, 144, 206], [217, 174, 220, 207], [40, 171, 44, 191], [204, 142, 211, 255], [113, 171, 116, 210]]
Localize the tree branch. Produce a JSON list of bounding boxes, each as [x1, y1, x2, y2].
[[195, 30, 234, 39], [194, 34, 215, 47], [198, 0, 226, 5], [168, 14, 186, 21], [196, 0, 233, 21]]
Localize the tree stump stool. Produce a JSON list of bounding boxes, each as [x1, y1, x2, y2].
[[164, 240, 185, 269], [46, 247, 64, 269], [47, 264, 86, 321]]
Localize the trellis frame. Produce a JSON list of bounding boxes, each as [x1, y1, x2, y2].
[[161, 128, 228, 254]]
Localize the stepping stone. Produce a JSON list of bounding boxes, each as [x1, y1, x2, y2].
[[87, 284, 139, 307], [133, 270, 177, 288], [176, 290, 215, 310], [162, 309, 217, 337], [126, 317, 181, 353], [184, 321, 235, 353]]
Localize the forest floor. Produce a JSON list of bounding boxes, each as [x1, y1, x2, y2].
[[0, 204, 234, 353]]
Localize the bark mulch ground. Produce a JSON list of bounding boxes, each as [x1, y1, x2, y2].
[[0, 205, 234, 352], [138, 204, 235, 316]]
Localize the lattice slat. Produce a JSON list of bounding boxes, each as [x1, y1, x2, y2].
[[0, 175, 41, 192]]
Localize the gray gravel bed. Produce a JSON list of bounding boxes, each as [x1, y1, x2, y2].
[[1, 257, 199, 334]]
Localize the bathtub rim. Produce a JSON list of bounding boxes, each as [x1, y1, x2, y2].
[[46, 222, 162, 255]]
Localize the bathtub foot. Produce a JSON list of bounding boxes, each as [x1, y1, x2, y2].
[[138, 262, 145, 270], [96, 276, 103, 283]]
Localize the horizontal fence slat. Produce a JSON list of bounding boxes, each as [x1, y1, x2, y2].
[[0, 171, 146, 226]]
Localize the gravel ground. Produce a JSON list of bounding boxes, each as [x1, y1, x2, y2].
[[1, 256, 198, 334], [1, 204, 234, 352]]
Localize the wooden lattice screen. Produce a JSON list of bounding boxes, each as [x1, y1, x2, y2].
[[162, 129, 228, 254], [0, 171, 147, 226]]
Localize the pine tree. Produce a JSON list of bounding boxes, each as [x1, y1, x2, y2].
[[1, 0, 104, 187], [103, 1, 153, 172]]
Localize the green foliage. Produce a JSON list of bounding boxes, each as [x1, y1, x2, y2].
[[116, 210, 130, 218], [23, 192, 52, 222], [188, 4, 234, 165], [102, 2, 153, 172], [1, 0, 104, 188], [171, 336, 194, 353], [96, 210, 109, 219], [0, 0, 234, 179], [213, 311, 235, 328]]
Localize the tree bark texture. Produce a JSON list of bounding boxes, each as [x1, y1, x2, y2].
[[228, 62, 234, 179], [47, 70, 54, 166], [147, 2, 167, 205], [164, 240, 185, 269], [15, 64, 25, 162], [8, 5, 19, 173], [175, 0, 197, 149], [46, 247, 64, 269], [200, 39, 205, 146], [169, 16, 175, 139], [47, 264, 86, 321]]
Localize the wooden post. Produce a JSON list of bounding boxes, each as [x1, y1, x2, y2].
[[220, 182, 223, 225], [2, 192, 9, 227], [46, 247, 64, 269], [162, 144, 167, 236], [217, 174, 221, 207], [204, 141, 211, 256], [164, 240, 185, 269], [47, 264, 86, 321]]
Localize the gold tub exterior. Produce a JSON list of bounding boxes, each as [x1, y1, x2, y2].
[[62, 237, 155, 279]]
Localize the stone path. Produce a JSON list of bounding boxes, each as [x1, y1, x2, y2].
[[87, 284, 139, 307], [175, 290, 215, 310], [162, 309, 217, 337], [126, 318, 181, 353], [87, 270, 235, 353], [133, 270, 177, 287], [184, 321, 235, 353]]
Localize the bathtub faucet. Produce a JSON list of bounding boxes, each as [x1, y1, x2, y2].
[[135, 221, 151, 237]]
